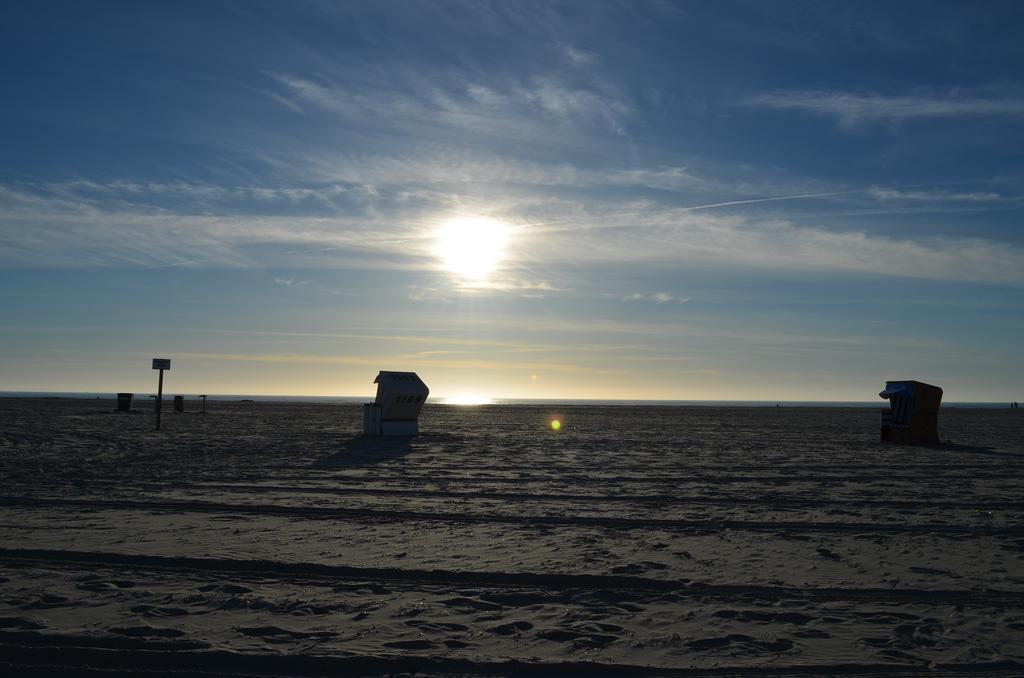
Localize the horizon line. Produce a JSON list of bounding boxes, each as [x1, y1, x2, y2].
[[0, 390, 1015, 406]]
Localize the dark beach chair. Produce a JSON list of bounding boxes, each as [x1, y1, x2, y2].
[[879, 380, 942, 445]]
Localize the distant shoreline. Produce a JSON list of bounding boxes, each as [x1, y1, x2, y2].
[[0, 392, 1013, 409]]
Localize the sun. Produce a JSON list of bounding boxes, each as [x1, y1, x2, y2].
[[435, 217, 509, 280]]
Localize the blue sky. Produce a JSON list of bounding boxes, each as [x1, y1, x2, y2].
[[2, 1, 1022, 401]]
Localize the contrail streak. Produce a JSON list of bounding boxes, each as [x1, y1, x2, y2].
[[517, 190, 852, 234]]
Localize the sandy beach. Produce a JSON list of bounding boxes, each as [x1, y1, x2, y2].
[[1, 397, 1022, 675]]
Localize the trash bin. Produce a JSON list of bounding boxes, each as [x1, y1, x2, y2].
[[174, 395, 184, 412], [116, 393, 133, 412]]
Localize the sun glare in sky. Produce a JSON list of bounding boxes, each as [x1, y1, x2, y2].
[[435, 217, 510, 280]]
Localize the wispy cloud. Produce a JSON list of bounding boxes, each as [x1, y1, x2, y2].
[[869, 187, 1006, 203], [170, 351, 591, 373], [535, 209, 1024, 287], [270, 68, 632, 139], [0, 182, 425, 269], [272, 277, 309, 287], [407, 277, 568, 302], [749, 89, 1024, 130], [453, 278, 568, 294], [614, 291, 690, 304], [4, 178, 1023, 287], [563, 45, 596, 66], [190, 327, 640, 355]]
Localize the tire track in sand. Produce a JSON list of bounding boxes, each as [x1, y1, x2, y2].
[[0, 496, 1017, 537], [1, 639, 1020, 676], [4, 548, 1023, 607], [185, 482, 1024, 510]]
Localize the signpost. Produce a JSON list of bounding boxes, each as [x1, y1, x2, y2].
[[152, 358, 171, 430]]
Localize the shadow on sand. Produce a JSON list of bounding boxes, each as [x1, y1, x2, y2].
[[939, 442, 1022, 458], [314, 435, 414, 469], [875, 441, 1020, 458]]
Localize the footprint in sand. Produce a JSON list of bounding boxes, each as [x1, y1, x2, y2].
[[405, 619, 469, 633], [236, 626, 337, 641], [110, 626, 186, 638], [441, 596, 502, 611], [130, 605, 190, 618], [0, 617, 46, 630], [713, 609, 814, 625], [687, 634, 794, 653], [536, 627, 618, 647], [77, 579, 136, 592], [488, 621, 534, 635], [23, 594, 71, 609], [384, 639, 437, 650]]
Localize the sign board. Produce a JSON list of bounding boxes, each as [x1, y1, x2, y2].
[[152, 358, 171, 370]]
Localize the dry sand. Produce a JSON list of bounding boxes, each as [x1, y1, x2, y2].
[[1, 397, 1022, 676]]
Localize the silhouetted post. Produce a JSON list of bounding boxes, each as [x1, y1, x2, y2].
[[152, 358, 171, 430], [200, 394, 207, 414]]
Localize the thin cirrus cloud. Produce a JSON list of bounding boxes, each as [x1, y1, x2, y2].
[[0, 192, 409, 269], [4, 177, 1024, 287], [563, 45, 597, 66], [868, 188, 1007, 203], [613, 292, 690, 304], [538, 209, 1024, 287], [749, 89, 1024, 129], [269, 70, 632, 140], [272, 277, 309, 288], [170, 351, 605, 375]]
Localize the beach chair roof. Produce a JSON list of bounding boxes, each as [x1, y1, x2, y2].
[[374, 371, 427, 390], [878, 380, 942, 400], [372, 371, 428, 421]]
